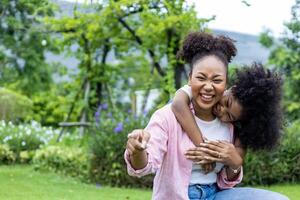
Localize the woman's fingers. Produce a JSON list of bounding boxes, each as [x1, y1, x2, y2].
[[199, 142, 222, 152], [126, 129, 151, 156], [196, 160, 211, 164], [185, 155, 205, 162], [196, 147, 220, 158], [201, 155, 223, 162], [127, 129, 150, 150]]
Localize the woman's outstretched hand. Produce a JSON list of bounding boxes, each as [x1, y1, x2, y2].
[[126, 129, 150, 156]]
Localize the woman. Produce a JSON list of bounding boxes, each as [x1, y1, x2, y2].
[[124, 32, 288, 200]]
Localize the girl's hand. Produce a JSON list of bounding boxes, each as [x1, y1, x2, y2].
[[201, 162, 216, 174], [197, 140, 243, 169]]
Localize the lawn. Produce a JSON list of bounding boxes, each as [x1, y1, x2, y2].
[[0, 165, 298, 200]]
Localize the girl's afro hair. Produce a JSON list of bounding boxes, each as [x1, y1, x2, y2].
[[232, 63, 283, 151]]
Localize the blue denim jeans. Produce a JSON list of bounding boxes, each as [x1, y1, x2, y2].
[[188, 184, 218, 200], [214, 187, 289, 200], [188, 185, 290, 200]]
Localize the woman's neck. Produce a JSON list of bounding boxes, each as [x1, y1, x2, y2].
[[192, 100, 215, 121]]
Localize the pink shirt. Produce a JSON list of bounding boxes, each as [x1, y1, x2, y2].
[[124, 104, 242, 200]]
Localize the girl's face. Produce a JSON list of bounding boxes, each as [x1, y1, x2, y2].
[[213, 88, 243, 122], [189, 55, 227, 112]]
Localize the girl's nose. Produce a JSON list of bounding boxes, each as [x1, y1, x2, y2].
[[219, 105, 225, 116]]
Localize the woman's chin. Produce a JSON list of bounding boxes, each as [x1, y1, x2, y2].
[[196, 99, 215, 110]]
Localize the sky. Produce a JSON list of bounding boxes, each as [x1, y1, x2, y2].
[[64, 0, 295, 36]]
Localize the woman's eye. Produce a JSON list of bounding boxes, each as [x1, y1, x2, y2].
[[213, 79, 222, 83], [196, 77, 205, 81]]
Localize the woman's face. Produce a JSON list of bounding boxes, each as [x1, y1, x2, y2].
[[213, 88, 243, 122], [189, 55, 227, 111]]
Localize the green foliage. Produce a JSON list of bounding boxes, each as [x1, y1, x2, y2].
[[30, 85, 82, 127], [42, 0, 211, 124], [259, 29, 274, 48], [243, 120, 300, 185], [89, 107, 153, 187], [33, 145, 88, 180], [0, 88, 33, 122], [0, 120, 59, 162], [19, 150, 36, 164], [0, 0, 57, 95], [0, 144, 16, 164], [260, 0, 300, 120]]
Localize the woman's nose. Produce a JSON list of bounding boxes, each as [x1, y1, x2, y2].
[[203, 83, 213, 91]]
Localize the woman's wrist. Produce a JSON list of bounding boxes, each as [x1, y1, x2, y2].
[[227, 165, 242, 174]]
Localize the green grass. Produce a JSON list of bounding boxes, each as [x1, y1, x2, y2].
[[0, 165, 151, 200], [0, 165, 299, 200], [259, 184, 300, 200]]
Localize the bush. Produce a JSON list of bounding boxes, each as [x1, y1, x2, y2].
[[33, 145, 88, 180], [89, 104, 153, 187], [19, 150, 36, 164], [0, 120, 60, 162], [31, 86, 82, 127], [0, 88, 32, 122], [242, 120, 300, 185], [0, 144, 16, 164]]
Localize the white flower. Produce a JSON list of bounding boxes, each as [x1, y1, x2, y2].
[[25, 128, 31, 135], [21, 141, 26, 146], [41, 40, 47, 46]]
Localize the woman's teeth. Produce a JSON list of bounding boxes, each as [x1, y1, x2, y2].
[[201, 94, 213, 101]]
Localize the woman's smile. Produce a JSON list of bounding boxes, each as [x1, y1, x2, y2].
[[199, 93, 215, 103]]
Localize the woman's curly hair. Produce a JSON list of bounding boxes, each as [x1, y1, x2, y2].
[[177, 32, 237, 68], [232, 63, 283, 151]]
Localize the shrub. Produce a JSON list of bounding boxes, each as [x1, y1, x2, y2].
[[33, 145, 88, 180], [242, 120, 300, 185], [0, 120, 60, 162], [0, 144, 16, 164], [19, 150, 36, 164], [0, 88, 32, 122], [89, 104, 153, 187], [31, 87, 82, 127]]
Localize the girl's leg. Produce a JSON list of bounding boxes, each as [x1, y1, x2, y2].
[[214, 187, 289, 200]]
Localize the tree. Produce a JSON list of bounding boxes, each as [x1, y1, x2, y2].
[[0, 0, 56, 95], [260, 0, 300, 121], [45, 0, 210, 126], [107, 0, 210, 90]]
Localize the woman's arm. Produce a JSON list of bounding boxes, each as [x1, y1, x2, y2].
[[124, 110, 168, 177], [171, 89, 204, 146]]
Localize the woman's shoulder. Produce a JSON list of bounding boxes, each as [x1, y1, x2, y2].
[[153, 104, 174, 118]]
